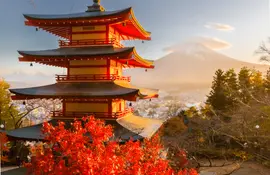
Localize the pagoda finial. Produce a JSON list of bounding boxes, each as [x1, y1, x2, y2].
[[93, 0, 100, 4], [86, 0, 105, 12]]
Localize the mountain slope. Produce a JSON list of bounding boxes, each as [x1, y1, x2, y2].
[[125, 43, 268, 92]]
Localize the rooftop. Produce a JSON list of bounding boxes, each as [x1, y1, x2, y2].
[[24, 8, 130, 21], [3, 114, 163, 141], [10, 82, 158, 100], [10, 82, 139, 99], [23, 3, 151, 40], [18, 46, 155, 68]]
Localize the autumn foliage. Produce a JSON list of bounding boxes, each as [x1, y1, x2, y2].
[[0, 132, 9, 162], [25, 116, 198, 175]]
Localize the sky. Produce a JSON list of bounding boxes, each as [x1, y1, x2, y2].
[[0, 0, 270, 83]]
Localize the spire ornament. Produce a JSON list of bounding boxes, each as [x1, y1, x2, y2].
[[93, 0, 100, 4], [86, 0, 105, 12]]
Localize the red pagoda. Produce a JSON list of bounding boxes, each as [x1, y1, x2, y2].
[[6, 0, 162, 142]]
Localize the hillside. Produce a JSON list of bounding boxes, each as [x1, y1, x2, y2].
[[125, 43, 268, 94]]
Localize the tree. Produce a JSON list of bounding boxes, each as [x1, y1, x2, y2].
[[250, 70, 264, 94], [224, 68, 240, 108], [0, 79, 62, 130], [206, 69, 228, 111], [25, 116, 198, 175], [0, 133, 10, 163], [263, 67, 270, 92], [238, 67, 252, 104], [0, 80, 20, 130], [11, 99, 62, 129], [256, 40, 270, 63]]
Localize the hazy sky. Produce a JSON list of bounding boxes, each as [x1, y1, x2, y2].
[[0, 0, 269, 82]]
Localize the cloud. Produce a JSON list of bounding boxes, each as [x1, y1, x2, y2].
[[163, 36, 231, 53], [205, 22, 234, 31], [193, 36, 231, 50]]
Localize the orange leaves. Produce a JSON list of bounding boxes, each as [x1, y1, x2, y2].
[[0, 132, 9, 152], [26, 116, 198, 175], [1, 133, 10, 162]]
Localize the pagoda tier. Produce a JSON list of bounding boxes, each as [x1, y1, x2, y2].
[[18, 46, 154, 68], [10, 82, 158, 100], [24, 7, 151, 41], [4, 115, 163, 142], [10, 82, 158, 120]]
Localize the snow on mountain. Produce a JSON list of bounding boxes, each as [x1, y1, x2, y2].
[[125, 43, 269, 103]]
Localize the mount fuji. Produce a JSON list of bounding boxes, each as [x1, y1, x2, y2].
[[124, 43, 268, 101]]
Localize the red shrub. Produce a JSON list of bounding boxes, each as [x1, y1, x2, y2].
[[25, 116, 198, 175]]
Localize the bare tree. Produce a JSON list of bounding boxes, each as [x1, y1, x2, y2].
[[9, 99, 62, 129]]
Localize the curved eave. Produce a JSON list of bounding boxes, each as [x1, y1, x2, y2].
[[17, 47, 154, 68], [9, 82, 143, 100], [129, 8, 151, 39], [137, 89, 159, 99], [117, 114, 164, 138], [10, 91, 140, 100], [17, 47, 134, 67], [23, 8, 131, 39], [4, 119, 145, 142], [23, 7, 151, 40], [18, 47, 133, 57], [111, 8, 151, 40], [130, 48, 155, 68], [23, 7, 132, 21], [114, 82, 159, 99]]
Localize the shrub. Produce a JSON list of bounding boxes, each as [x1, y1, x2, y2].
[[25, 116, 198, 175]]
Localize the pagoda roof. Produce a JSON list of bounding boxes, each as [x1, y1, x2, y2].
[[3, 114, 163, 141], [18, 46, 132, 57], [24, 8, 130, 20], [24, 7, 151, 40], [18, 46, 154, 68], [10, 82, 138, 99], [10, 82, 158, 100], [3, 119, 143, 142]]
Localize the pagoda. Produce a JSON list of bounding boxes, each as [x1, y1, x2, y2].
[[5, 0, 162, 142]]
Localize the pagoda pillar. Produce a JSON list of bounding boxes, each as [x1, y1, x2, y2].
[[108, 99, 112, 116], [107, 59, 110, 79], [62, 99, 66, 115]]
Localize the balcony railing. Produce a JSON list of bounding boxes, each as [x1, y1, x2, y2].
[[56, 74, 131, 82], [51, 108, 134, 119], [59, 38, 123, 48]]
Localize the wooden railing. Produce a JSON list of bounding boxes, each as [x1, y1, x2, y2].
[[55, 74, 131, 82], [51, 108, 134, 119], [59, 38, 123, 47]]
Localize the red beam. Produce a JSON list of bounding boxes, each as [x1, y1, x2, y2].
[[71, 31, 106, 34], [65, 101, 109, 104], [19, 55, 130, 62], [69, 65, 108, 68], [65, 98, 108, 102], [27, 18, 124, 27]]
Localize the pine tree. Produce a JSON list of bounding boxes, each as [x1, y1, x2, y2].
[[224, 68, 239, 108], [206, 69, 227, 111], [238, 67, 252, 104], [251, 69, 264, 94]]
